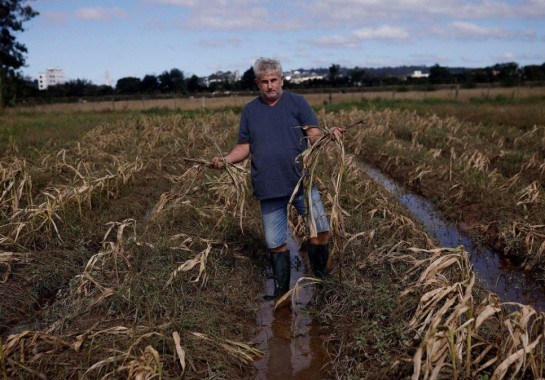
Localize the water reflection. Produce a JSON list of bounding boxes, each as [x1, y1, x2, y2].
[[253, 234, 327, 379], [360, 162, 545, 311]]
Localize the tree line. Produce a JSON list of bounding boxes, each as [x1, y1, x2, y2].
[[8, 61, 545, 102]]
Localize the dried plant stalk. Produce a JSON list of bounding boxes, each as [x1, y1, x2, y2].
[[289, 120, 364, 278], [190, 331, 264, 366]]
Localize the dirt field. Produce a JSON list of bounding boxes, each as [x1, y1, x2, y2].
[[2, 92, 545, 378]]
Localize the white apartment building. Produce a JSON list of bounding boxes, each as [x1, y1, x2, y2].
[[410, 70, 430, 78], [38, 67, 66, 90], [285, 70, 324, 84]]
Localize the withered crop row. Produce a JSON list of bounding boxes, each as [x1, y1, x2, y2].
[[332, 108, 545, 272], [1, 109, 544, 379]]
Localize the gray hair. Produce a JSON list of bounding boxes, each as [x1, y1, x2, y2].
[[253, 58, 283, 79]]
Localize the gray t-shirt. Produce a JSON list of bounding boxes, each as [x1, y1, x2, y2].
[[238, 92, 319, 200]]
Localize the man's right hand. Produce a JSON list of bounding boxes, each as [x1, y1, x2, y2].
[[209, 144, 249, 169], [210, 156, 224, 169]]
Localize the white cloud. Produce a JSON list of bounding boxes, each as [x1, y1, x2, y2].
[[516, 0, 545, 18], [410, 53, 450, 64], [182, 7, 269, 30], [452, 0, 513, 19], [312, 35, 360, 49], [146, 0, 257, 6], [353, 25, 410, 40], [449, 21, 509, 39], [198, 37, 242, 48], [145, 0, 200, 5], [75, 7, 127, 22], [310, 25, 410, 49], [145, 0, 306, 31], [493, 52, 516, 62], [299, 0, 542, 27], [427, 21, 538, 41], [144, 0, 543, 34]]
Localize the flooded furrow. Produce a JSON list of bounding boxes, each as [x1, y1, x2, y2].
[[253, 234, 328, 379], [359, 161, 545, 311], [251, 158, 545, 378]]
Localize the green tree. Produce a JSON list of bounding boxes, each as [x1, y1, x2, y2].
[[141, 74, 159, 93], [491, 62, 520, 86], [429, 64, 453, 84], [350, 67, 366, 85], [0, 0, 38, 109], [158, 68, 185, 93], [238, 66, 256, 90], [115, 76, 141, 94], [465, 68, 491, 83], [158, 70, 172, 93], [328, 64, 340, 84], [186, 74, 202, 93], [169, 68, 185, 93], [523, 64, 545, 81]]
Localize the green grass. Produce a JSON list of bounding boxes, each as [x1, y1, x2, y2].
[[0, 111, 126, 158], [0, 107, 248, 160], [318, 95, 545, 130]]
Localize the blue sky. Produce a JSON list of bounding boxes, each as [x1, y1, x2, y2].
[[18, 0, 545, 86]]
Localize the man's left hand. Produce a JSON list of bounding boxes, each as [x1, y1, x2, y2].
[[329, 127, 346, 140]]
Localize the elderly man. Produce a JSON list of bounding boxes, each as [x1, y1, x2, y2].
[[213, 57, 344, 301]]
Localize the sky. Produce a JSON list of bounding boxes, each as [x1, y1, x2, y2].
[[17, 0, 545, 86]]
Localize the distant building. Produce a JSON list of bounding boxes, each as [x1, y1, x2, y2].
[[285, 70, 324, 84], [37, 67, 66, 90], [410, 70, 429, 78], [203, 70, 239, 87]]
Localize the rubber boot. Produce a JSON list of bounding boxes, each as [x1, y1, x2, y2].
[[308, 244, 329, 278], [263, 251, 291, 301]]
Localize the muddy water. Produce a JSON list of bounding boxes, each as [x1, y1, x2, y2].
[[253, 234, 328, 379], [360, 162, 545, 311]]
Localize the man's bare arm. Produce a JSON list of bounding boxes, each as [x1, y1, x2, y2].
[[211, 143, 250, 169]]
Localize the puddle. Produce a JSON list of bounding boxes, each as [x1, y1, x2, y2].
[[253, 234, 328, 379], [360, 161, 545, 311]]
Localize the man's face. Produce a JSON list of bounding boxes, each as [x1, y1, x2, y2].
[[256, 72, 284, 104]]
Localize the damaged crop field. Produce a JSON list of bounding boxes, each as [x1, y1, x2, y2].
[[1, 90, 545, 379]]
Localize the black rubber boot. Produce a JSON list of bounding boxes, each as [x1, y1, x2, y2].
[[263, 251, 291, 301], [308, 244, 329, 278]]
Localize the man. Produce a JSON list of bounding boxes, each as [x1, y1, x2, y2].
[[212, 58, 344, 301]]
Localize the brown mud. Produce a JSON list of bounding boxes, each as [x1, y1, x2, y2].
[[253, 235, 329, 379]]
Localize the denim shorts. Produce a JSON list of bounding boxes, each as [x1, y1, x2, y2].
[[260, 187, 330, 249]]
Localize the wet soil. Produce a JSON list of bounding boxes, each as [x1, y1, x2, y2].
[[253, 235, 329, 379], [0, 171, 173, 339], [247, 157, 545, 379]]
